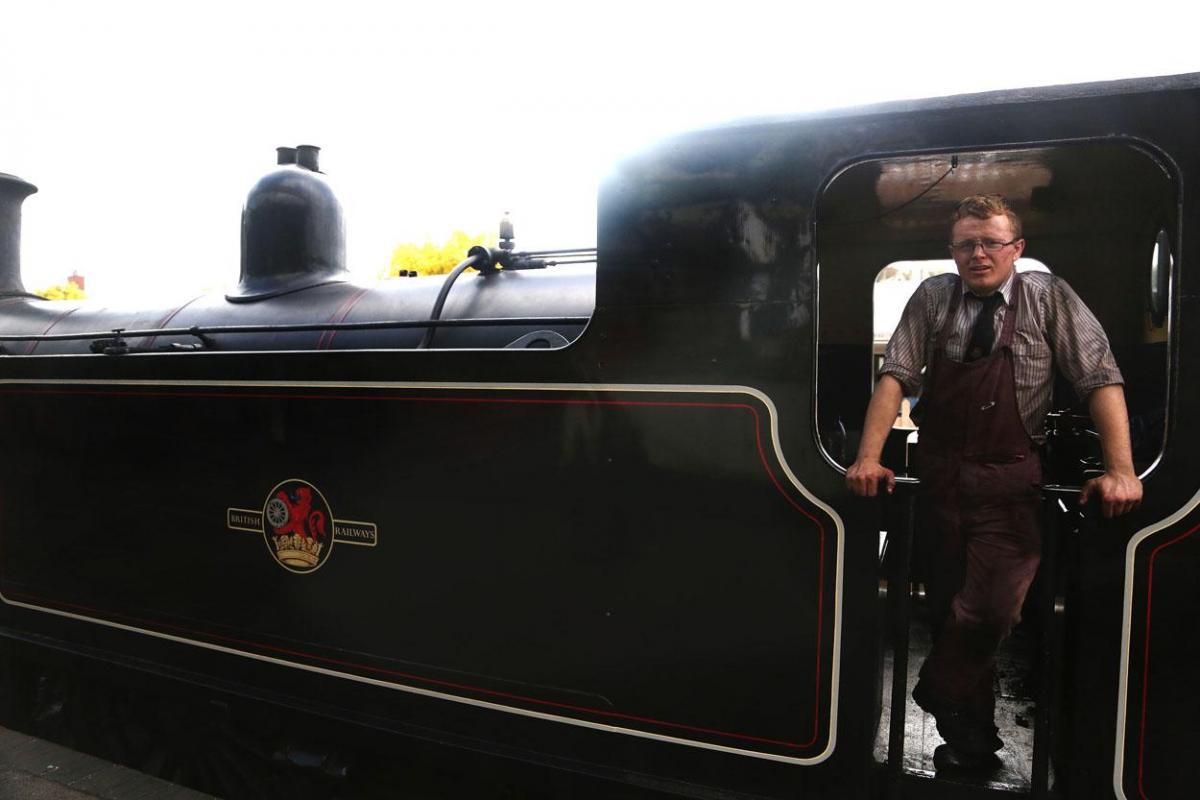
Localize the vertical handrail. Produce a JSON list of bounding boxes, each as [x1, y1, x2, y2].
[[886, 486, 916, 796], [1031, 492, 1063, 798]]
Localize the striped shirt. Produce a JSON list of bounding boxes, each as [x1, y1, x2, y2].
[[880, 270, 1123, 441]]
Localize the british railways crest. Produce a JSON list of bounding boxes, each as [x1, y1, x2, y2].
[[226, 479, 378, 573]]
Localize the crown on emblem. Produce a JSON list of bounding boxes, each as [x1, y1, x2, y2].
[[273, 533, 324, 568]]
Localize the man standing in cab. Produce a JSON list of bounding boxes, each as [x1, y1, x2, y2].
[[846, 194, 1143, 770]]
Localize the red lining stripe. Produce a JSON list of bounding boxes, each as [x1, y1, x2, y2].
[[23, 306, 81, 355], [144, 294, 205, 350], [318, 288, 370, 350], [0, 386, 831, 752], [1137, 522, 1200, 799], [5, 589, 807, 749]]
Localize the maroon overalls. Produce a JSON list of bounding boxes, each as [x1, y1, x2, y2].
[[915, 273, 1043, 725]]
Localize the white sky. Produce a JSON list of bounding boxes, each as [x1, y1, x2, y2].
[[2, 0, 1197, 301]]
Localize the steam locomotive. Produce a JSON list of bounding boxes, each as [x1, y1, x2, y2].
[[0, 72, 1196, 799]]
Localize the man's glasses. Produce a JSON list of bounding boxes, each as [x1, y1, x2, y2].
[[949, 239, 1019, 256]]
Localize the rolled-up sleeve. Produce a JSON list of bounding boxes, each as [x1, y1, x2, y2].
[[880, 281, 933, 394], [1043, 277, 1124, 398]]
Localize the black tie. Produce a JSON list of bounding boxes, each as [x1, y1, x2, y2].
[[965, 293, 1003, 362]]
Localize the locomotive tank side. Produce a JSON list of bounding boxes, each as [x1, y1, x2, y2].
[[0, 147, 608, 799]]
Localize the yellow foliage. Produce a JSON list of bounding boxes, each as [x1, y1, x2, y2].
[[36, 282, 87, 300], [383, 230, 498, 278]]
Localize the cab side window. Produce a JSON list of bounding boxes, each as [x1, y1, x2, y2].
[[818, 144, 1173, 485]]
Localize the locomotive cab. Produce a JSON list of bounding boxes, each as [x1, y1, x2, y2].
[[818, 141, 1171, 486], [818, 140, 1175, 793]]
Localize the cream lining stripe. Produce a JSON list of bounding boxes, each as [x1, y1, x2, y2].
[[0, 379, 845, 766], [1113, 483, 1200, 799]]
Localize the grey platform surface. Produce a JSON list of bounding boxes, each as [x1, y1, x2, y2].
[[0, 727, 215, 800]]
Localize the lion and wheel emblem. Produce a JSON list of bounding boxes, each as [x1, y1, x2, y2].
[[226, 479, 378, 572], [262, 479, 334, 572]]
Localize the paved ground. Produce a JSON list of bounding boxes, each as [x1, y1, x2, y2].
[[0, 727, 214, 800]]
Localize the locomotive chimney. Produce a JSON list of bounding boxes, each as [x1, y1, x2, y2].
[[228, 145, 347, 302], [0, 172, 38, 298], [296, 144, 320, 172]]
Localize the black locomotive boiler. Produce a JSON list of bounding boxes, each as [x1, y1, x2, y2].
[[1, 73, 1198, 800]]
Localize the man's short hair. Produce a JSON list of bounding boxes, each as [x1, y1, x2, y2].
[[950, 194, 1022, 239]]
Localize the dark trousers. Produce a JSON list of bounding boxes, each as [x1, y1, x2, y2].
[[917, 460, 1042, 722]]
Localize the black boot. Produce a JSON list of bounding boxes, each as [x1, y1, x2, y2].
[[913, 681, 1003, 756]]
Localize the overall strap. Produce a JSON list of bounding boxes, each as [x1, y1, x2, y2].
[[996, 270, 1021, 349]]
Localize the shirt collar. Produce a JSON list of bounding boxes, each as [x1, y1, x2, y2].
[[962, 269, 1016, 305]]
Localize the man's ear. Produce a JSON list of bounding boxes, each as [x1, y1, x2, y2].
[[1012, 238, 1026, 259]]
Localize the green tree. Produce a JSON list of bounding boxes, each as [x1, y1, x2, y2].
[[383, 230, 497, 278], [36, 281, 87, 300]]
